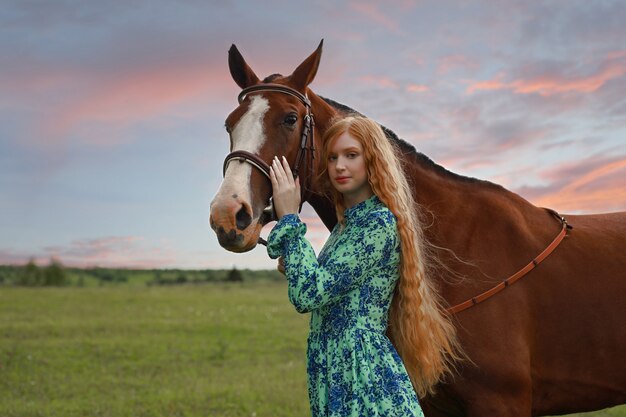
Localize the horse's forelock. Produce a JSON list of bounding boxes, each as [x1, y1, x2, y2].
[[262, 74, 284, 83]]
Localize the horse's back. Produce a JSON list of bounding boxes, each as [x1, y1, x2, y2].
[[563, 210, 626, 273], [567, 210, 626, 234], [529, 210, 626, 415]]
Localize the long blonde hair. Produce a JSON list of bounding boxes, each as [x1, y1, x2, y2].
[[319, 116, 462, 397]]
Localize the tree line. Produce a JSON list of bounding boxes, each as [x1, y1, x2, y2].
[[0, 259, 69, 286], [0, 259, 283, 287]]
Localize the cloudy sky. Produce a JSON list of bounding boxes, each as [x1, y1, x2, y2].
[[1, 0, 625, 269]]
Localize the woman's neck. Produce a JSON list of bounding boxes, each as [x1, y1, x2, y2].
[[342, 188, 374, 209]]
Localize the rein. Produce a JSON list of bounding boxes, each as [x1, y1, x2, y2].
[[222, 83, 316, 244], [446, 209, 573, 315]]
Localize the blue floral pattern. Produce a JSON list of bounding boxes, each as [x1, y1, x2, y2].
[[267, 194, 424, 417]]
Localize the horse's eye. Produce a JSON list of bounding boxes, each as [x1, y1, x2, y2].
[[284, 114, 298, 126], [224, 123, 232, 134]]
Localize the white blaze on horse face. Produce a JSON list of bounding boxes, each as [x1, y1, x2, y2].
[[230, 95, 269, 155], [219, 95, 270, 211]]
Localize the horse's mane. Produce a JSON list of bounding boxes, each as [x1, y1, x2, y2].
[[319, 96, 503, 190], [251, 80, 501, 189]]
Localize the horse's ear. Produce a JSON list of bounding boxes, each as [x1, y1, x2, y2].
[[290, 39, 324, 91], [228, 44, 260, 89]]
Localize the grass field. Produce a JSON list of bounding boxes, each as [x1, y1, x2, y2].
[[1, 281, 624, 416]]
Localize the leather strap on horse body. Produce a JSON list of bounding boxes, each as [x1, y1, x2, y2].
[[446, 209, 573, 315], [222, 83, 317, 244]]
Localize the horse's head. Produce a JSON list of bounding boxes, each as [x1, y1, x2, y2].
[[209, 41, 323, 252]]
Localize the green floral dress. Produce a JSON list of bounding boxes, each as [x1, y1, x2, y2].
[[267, 194, 424, 417]]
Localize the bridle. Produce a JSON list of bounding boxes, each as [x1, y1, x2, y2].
[[222, 83, 316, 244]]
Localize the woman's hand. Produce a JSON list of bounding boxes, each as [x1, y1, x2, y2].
[[277, 256, 286, 275], [269, 155, 301, 220]]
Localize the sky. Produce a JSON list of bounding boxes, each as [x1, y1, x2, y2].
[[1, 0, 625, 269]]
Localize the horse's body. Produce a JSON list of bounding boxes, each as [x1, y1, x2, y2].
[[401, 147, 626, 416], [209, 41, 626, 416]]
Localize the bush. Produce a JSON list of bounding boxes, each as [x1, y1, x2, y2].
[[90, 268, 127, 284], [43, 258, 68, 286], [14, 258, 68, 286], [176, 273, 187, 284], [17, 259, 43, 286], [226, 267, 243, 282]]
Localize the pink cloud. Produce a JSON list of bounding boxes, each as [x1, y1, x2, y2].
[[0, 67, 72, 95], [607, 50, 626, 60], [466, 78, 509, 94], [437, 54, 477, 75], [348, 2, 399, 33], [409, 54, 427, 67], [467, 54, 626, 96], [1, 236, 179, 268], [517, 157, 626, 213], [406, 84, 429, 93], [0, 249, 44, 266], [41, 63, 232, 145], [22, 43, 352, 147], [359, 75, 399, 89]]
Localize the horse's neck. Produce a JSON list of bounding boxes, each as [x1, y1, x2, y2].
[[406, 153, 559, 282], [309, 92, 342, 137], [303, 93, 342, 229], [305, 93, 556, 264]]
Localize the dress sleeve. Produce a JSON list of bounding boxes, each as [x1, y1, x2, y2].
[[267, 210, 398, 314]]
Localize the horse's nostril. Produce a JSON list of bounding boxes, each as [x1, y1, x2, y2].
[[235, 205, 252, 230]]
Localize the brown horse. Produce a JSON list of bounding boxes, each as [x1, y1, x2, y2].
[[209, 41, 626, 416]]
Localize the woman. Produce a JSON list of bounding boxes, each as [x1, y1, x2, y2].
[[267, 116, 460, 416]]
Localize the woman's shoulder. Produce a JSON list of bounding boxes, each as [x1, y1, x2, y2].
[[344, 195, 397, 231], [368, 203, 397, 226], [350, 204, 396, 233]]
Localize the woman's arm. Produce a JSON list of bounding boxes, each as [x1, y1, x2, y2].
[[267, 210, 398, 313]]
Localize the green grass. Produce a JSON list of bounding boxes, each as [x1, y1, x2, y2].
[[0, 282, 309, 416], [0, 282, 624, 416], [567, 411, 626, 417]]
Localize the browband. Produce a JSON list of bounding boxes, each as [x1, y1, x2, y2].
[[238, 83, 311, 107]]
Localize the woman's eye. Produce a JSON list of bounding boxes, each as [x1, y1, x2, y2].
[[348, 153, 357, 158], [328, 155, 337, 161], [284, 114, 298, 125]]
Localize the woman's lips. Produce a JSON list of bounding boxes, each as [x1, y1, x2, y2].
[[335, 177, 350, 183]]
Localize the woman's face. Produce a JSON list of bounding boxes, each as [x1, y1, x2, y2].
[[327, 131, 373, 205]]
